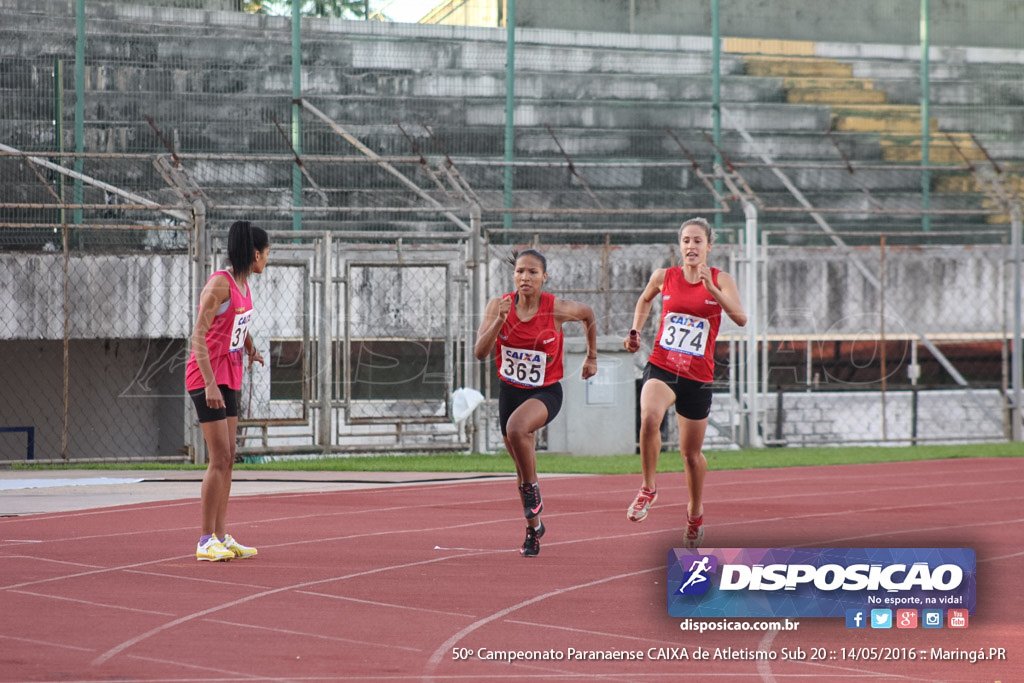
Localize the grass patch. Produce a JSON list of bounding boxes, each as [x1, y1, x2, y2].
[[10, 442, 1024, 475]]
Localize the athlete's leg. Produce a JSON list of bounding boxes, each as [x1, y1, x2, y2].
[[504, 398, 550, 487], [199, 417, 234, 538], [213, 414, 238, 539], [637, 379, 676, 490], [677, 414, 709, 519]]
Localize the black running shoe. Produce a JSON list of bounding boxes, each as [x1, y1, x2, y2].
[[520, 520, 546, 557], [519, 482, 543, 519]]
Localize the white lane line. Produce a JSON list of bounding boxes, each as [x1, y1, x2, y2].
[[422, 566, 662, 681], [8, 588, 176, 616]]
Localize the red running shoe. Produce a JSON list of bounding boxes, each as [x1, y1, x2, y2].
[[627, 486, 658, 522], [684, 515, 704, 548]]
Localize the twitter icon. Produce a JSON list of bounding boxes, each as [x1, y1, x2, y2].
[[870, 609, 892, 629]]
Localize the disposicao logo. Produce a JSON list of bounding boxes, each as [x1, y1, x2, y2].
[[667, 548, 976, 619], [675, 555, 718, 596]]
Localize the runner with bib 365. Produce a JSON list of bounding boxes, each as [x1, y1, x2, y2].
[[474, 249, 598, 557]]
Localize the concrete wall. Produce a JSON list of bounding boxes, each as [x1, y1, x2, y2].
[[0, 243, 1011, 458], [1, 243, 1007, 341], [113, 0, 238, 9], [545, 336, 638, 456], [0, 339, 187, 461], [758, 388, 1006, 446], [631, 387, 1007, 452], [0, 254, 190, 340], [517, 0, 1024, 50]]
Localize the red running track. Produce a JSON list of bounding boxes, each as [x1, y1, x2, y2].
[[1, 457, 1022, 682]]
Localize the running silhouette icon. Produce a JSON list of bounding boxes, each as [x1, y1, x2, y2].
[[677, 555, 717, 595]]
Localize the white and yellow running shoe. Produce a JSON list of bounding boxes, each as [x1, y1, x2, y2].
[[197, 536, 234, 562], [222, 534, 258, 559]]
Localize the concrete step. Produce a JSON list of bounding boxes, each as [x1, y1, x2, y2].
[[934, 172, 1024, 194], [853, 59, 1024, 82], [744, 56, 854, 79], [0, 55, 782, 104], [0, 88, 828, 133], [786, 88, 888, 105], [879, 134, 988, 163], [874, 78, 1024, 106], [985, 215, 1010, 225], [3, 118, 882, 159], [0, 24, 745, 79], [164, 163, 937, 194], [366, 187, 989, 217], [930, 106, 1024, 135], [782, 77, 876, 90], [830, 105, 937, 134], [24, 118, 1024, 169], [467, 101, 831, 131]]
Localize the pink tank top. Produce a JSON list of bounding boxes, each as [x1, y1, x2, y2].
[[185, 271, 254, 391]]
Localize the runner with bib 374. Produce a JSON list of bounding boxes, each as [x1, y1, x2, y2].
[[621, 217, 747, 549]]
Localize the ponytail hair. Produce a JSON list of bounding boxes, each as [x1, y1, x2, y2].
[[227, 220, 269, 277], [504, 248, 547, 273]]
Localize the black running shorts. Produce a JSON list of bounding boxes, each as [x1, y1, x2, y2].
[[497, 381, 563, 436], [642, 362, 713, 420], [189, 384, 239, 423]]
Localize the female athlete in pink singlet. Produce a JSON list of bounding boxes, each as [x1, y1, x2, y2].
[[185, 220, 269, 561]]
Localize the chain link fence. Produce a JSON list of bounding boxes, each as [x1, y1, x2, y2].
[[2, 0, 1023, 461], [1, 146, 1021, 462], [0, 149, 194, 462], [760, 231, 1011, 446]]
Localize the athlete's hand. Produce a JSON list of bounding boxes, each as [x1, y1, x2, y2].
[[205, 384, 225, 410], [247, 349, 264, 369], [581, 356, 597, 380], [623, 329, 640, 353], [497, 295, 513, 321], [697, 264, 716, 292]]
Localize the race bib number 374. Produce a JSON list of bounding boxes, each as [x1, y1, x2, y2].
[[659, 312, 709, 357]]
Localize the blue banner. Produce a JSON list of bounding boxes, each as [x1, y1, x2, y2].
[[667, 548, 975, 618]]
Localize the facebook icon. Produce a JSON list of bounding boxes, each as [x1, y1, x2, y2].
[[845, 609, 867, 629]]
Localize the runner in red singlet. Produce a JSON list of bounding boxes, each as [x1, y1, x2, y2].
[[474, 249, 598, 557], [185, 220, 270, 561], [622, 218, 747, 547]]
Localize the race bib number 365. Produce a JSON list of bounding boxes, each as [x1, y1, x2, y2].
[[659, 312, 709, 357], [499, 346, 546, 387]]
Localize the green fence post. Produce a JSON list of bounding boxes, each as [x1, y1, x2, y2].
[[292, 0, 303, 232], [73, 0, 84, 228], [712, 0, 724, 236], [54, 58, 65, 227], [503, 0, 516, 231], [920, 0, 931, 232]]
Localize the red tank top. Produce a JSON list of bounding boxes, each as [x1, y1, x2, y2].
[[494, 291, 564, 388], [185, 271, 254, 391], [647, 267, 722, 383]]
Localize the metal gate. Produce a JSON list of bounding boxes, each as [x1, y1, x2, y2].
[[194, 232, 473, 460]]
